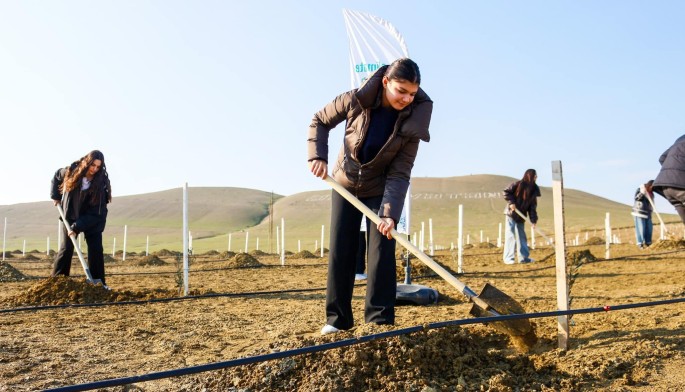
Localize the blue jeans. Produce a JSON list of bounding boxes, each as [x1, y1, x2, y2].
[[634, 214, 653, 246], [503, 215, 529, 262]]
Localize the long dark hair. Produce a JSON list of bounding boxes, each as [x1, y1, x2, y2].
[[385, 58, 421, 84], [62, 150, 111, 204], [515, 169, 537, 203]]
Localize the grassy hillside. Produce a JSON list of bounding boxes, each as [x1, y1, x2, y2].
[[0, 176, 679, 254]]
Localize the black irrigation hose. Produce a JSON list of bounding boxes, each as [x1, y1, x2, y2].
[[43, 296, 685, 392]]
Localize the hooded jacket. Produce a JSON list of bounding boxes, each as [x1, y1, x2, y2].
[[503, 181, 541, 224], [631, 187, 654, 218], [307, 65, 433, 221], [51, 164, 109, 234], [653, 134, 685, 194]]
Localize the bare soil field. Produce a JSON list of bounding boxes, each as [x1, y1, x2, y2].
[[1, 241, 684, 391]]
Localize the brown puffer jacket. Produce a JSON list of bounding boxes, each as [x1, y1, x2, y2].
[[307, 65, 432, 222]]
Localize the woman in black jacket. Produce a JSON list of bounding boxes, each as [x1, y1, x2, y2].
[[308, 58, 432, 335], [503, 169, 540, 264], [51, 150, 111, 287]]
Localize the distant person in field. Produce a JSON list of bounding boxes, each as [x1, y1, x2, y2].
[[308, 58, 432, 335], [653, 134, 685, 224], [502, 169, 540, 264], [51, 150, 112, 288], [632, 180, 654, 249]]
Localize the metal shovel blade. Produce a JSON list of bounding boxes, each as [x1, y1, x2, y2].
[[470, 283, 537, 348]]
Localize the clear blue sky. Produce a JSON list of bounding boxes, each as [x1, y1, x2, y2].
[[1, 1, 683, 214]]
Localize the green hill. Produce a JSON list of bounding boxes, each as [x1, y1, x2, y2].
[[0, 175, 678, 254]]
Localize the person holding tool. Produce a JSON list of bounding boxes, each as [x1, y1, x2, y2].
[[503, 169, 540, 264], [51, 150, 112, 287], [307, 58, 432, 335], [631, 180, 654, 249]]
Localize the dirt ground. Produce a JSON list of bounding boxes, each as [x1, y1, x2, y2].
[[1, 240, 684, 391]]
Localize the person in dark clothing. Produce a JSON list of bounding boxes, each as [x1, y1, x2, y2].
[[632, 180, 654, 249], [502, 169, 540, 264], [308, 58, 432, 335], [51, 150, 112, 287], [653, 134, 685, 224]]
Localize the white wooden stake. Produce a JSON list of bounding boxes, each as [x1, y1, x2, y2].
[[457, 204, 463, 274], [297, 239, 301, 252], [320, 225, 325, 258], [2, 217, 6, 261], [245, 231, 249, 253], [182, 182, 189, 296], [112, 237, 116, 257], [280, 218, 285, 266], [480, 229, 483, 244], [497, 222, 502, 248], [315, 240, 318, 252], [123, 225, 128, 261], [256, 237, 259, 251], [429, 218, 434, 256], [228, 233, 232, 252], [605, 212, 611, 259], [22, 239, 26, 257], [552, 160, 570, 350]]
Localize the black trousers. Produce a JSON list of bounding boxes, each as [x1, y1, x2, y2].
[[659, 187, 685, 224], [52, 224, 106, 284], [355, 230, 367, 274], [326, 191, 396, 329]]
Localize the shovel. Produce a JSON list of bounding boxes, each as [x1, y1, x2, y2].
[[56, 204, 102, 285], [644, 191, 668, 236], [513, 208, 552, 244], [325, 177, 537, 349]]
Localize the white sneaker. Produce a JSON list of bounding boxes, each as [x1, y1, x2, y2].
[[355, 273, 367, 281], [503, 259, 515, 265], [320, 324, 340, 335]]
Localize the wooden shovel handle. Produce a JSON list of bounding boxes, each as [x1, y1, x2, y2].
[[324, 177, 492, 310]]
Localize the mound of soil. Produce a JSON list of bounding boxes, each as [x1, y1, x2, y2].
[[395, 260, 434, 279], [1, 252, 13, 258], [291, 250, 317, 259], [135, 255, 167, 266], [477, 242, 497, 249], [23, 254, 40, 261], [568, 249, 597, 266], [202, 250, 220, 256], [229, 253, 262, 268], [154, 249, 180, 257], [650, 239, 685, 250], [250, 249, 268, 256], [0, 261, 27, 282], [314, 248, 329, 255], [219, 251, 236, 259], [585, 236, 605, 245], [0, 276, 204, 307], [184, 325, 572, 391]]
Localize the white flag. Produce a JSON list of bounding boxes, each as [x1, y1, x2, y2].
[[342, 9, 411, 235], [342, 9, 409, 89]]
